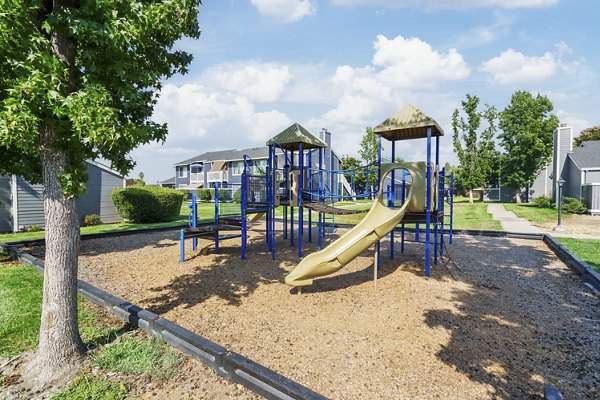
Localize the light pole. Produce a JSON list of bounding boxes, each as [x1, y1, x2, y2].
[[554, 178, 565, 232]]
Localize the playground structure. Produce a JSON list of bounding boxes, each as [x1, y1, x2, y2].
[[180, 104, 454, 287]]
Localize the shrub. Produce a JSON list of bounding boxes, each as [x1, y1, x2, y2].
[[83, 214, 102, 226], [562, 197, 588, 214], [21, 225, 42, 232], [533, 195, 554, 208], [233, 188, 242, 203], [111, 186, 184, 223], [177, 189, 191, 200], [198, 188, 212, 202], [210, 188, 229, 202], [133, 179, 145, 186]]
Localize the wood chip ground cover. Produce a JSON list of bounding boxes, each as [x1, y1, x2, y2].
[[33, 225, 600, 399]]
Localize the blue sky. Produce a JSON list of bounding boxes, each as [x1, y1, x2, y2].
[[131, 0, 600, 183]]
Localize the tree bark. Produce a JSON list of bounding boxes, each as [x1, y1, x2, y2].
[[516, 188, 522, 204], [24, 124, 84, 389], [469, 189, 474, 204], [23, 0, 84, 389]]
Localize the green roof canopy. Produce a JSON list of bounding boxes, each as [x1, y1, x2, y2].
[[266, 123, 327, 151], [374, 104, 444, 141]]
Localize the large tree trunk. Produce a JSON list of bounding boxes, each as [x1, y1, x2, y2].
[[24, 124, 84, 389], [469, 189, 474, 204], [516, 188, 522, 204], [23, 0, 84, 389]]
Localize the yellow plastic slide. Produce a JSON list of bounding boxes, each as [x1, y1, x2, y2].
[[285, 162, 429, 287]]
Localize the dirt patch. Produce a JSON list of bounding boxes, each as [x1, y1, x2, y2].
[[68, 226, 600, 399], [538, 213, 600, 235]]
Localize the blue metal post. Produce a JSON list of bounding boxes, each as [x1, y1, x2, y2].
[[214, 182, 219, 254], [440, 167, 445, 256], [318, 147, 323, 250], [308, 150, 312, 243], [434, 136, 440, 265], [241, 159, 247, 260], [290, 152, 294, 247], [191, 191, 198, 251], [425, 127, 432, 277], [377, 133, 382, 189], [298, 143, 303, 258], [269, 145, 275, 259], [390, 140, 395, 259], [180, 229, 185, 262], [450, 172, 454, 244], [283, 159, 288, 240]]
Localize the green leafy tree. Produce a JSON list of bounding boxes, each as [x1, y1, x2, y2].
[[358, 127, 381, 194], [340, 155, 366, 195], [452, 94, 498, 203], [499, 91, 559, 203], [0, 0, 200, 387], [574, 126, 600, 147]]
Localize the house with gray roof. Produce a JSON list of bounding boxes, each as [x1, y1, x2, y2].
[[172, 129, 342, 193], [0, 161, 124, 233], [530, 125, 600, 214], [564, 140, 600, 214]]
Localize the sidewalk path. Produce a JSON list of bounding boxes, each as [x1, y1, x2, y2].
[[487, 203, 543, 234], [487, 203, 600, 239]]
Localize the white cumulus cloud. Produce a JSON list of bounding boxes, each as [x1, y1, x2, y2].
[[331, 0, 558, 10], [153, 83, 292, 147], [480, 43, 579, 86], [250, 0, 317, 22], [203, 63, 293, 102], [372, 35, 470, 88], [481, 49, 557, 85]]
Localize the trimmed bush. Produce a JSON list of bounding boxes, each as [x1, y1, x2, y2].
[[562, 197, 588, 214], [233, 188, 242, 203], [533, 195, 554, 208], [198, 188, 212, 202], [21, 225, 42, 232], [112, 186, 184, 223], [83, 214, 102, 226], [210, 188, 229, 202]]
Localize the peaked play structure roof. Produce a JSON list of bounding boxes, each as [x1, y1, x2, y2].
[[266, 123, 327, 151], [374, 104, 444, 141]]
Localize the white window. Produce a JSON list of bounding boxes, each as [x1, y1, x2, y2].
[[178, 166, 188, 178], [252, 159, 267, 174], [190, 164, 203, 183], [231, 161, 244, 175]]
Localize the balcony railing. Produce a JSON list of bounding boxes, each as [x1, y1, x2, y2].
[[207, 170, 226, 183], [190, 172, 204, 184]]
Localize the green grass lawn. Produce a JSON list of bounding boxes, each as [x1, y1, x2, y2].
[[0, 202, 217, 243], [555, 238, 600, 274], [450, 197, 502, 231], [503, 203, 568, 225], [0, 255, 180, 399], [0, 195, 502, 244], [0, 259, 122, 357]]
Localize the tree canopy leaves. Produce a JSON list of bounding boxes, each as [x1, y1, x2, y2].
[[452, 94, 499, 200], [574, 126, 600, 147], [498, 91, 559, 192], [0, 0, 201, 195]]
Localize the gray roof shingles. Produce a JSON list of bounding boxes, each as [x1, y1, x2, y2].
[[174, 146, 271, 166], [569, 140, 600, 170]]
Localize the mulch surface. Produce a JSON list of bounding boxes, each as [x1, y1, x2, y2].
[[61, 224, 600, 399]]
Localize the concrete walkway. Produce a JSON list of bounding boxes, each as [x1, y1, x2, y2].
[[487, 203, 600, 238], [487, 203, 543, 234]]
